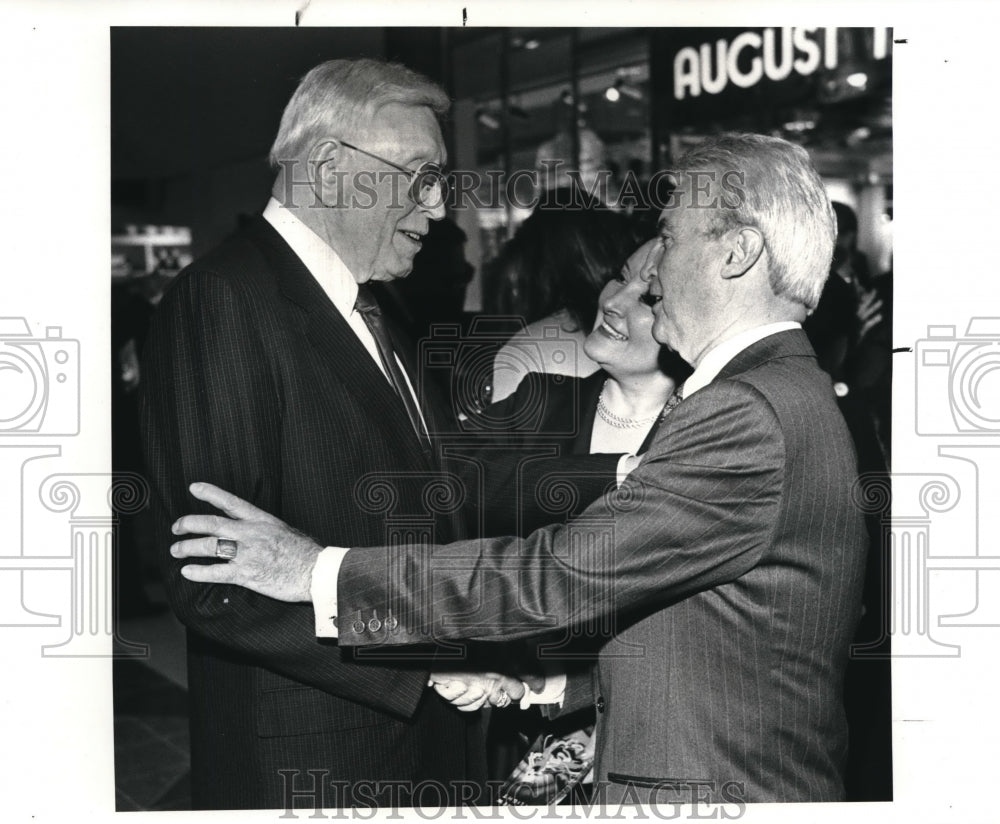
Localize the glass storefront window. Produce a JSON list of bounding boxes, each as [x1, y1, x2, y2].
[[450, 28, 652, 312]]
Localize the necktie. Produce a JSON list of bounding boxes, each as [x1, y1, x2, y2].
[[662, 382, 684, 416], [354, 285, 431, 452], [636, 383, 685, 456]]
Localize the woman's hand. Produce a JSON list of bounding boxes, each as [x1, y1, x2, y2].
[[170, 482, 323, 602], [428, 671, 526, 711]]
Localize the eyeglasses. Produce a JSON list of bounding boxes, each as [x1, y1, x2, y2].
[[337, 139, 448, 209]]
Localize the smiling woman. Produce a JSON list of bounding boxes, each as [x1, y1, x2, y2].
[[489, 206, 650, 402], [583, 238, 689, 454]]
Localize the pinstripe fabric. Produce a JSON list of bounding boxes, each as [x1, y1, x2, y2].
[[139, 217, 484, 809], [339, 329, 867, 803]]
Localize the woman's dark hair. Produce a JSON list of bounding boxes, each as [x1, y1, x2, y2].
[[487, 203, 646, 332], [831, 201, 858, 235]]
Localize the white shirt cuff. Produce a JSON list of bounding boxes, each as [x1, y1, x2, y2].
[[616, 453, 641, 487], [519, 673, 567, 710], [311, 546, 350, 638]]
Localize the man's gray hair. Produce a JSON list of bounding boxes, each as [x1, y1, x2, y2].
[[269, 58, 450, 169], [677, 133, 836, 310]]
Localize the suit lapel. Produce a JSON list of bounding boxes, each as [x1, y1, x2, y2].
[[246, 218, 436, 467]]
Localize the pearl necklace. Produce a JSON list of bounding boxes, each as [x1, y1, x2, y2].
[[596, 383, 663, 429]]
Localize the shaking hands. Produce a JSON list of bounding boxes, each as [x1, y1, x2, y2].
[[428, 671, 527, 712]]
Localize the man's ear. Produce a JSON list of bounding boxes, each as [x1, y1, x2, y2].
[[720, 226, 765, 279], [307, 139, 341, 185]]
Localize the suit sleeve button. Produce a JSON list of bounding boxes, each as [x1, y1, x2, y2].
[[596, 696, 606, 713], [384, 615, 398, 631], [368, 617, 382, 632], [352, 619, 366, 634]]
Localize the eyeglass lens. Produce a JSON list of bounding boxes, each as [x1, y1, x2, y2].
[[412, 165, 447, 208]]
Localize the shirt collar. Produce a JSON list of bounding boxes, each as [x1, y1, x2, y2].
[[262, 196, 359, 315], [683, 321, 801, 398]]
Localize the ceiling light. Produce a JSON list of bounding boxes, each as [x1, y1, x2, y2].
[[606, 77, 642, 103], [476, 108, 500, 130], [846, 72, 868, 89], [783, 119, 816, 133], [523, 38, 540, 50]]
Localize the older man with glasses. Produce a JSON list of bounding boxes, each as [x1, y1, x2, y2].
[[139, 58, 474, 811]]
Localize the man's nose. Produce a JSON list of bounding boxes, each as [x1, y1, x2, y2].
[[423, 199, 447, 220], [642, 244, 665, 280]]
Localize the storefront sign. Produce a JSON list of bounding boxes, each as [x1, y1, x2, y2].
[[677, 28, 888, 100], [654, 27, 891, 126]]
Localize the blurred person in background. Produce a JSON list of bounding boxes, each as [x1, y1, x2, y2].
[[804, 201, 890, 467]]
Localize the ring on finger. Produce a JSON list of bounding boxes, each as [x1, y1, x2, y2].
[[216, 538, 239, 560]]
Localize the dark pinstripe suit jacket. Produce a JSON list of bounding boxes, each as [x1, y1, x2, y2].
[[337, 329, 868, 803], [139, 217, 485, 809]]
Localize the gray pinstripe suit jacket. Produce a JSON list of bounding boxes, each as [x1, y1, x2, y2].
[[337, 329, 868, 803]]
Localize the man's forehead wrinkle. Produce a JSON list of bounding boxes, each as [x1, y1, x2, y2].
[[365, 123, 445, 167]]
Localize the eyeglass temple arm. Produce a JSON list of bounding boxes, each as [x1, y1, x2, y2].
[[335, 139, 411, 175]]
